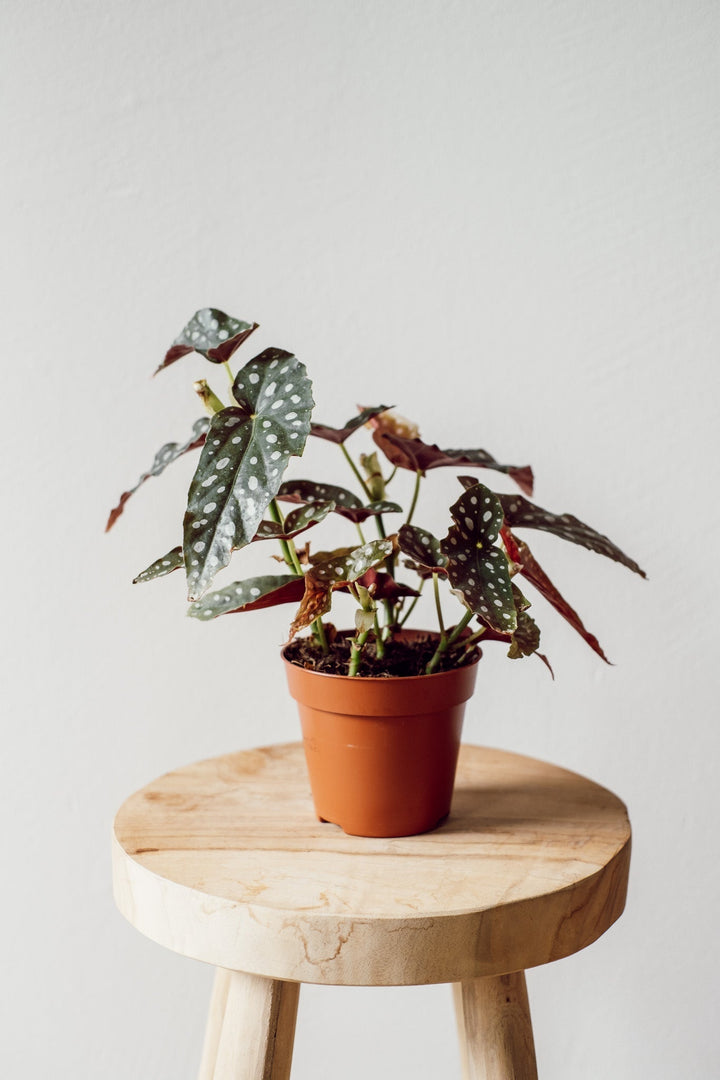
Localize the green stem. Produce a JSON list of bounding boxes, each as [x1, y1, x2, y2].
[[355, 522, 367, 545], [340, 443, 373, 502], [314, 617, 329, 654], [269, 501, 304, 574], [405, 469, 423, 527], [349, 630, 370, 676], [338, 445, 397, 626], [269, 499, 327, 653], [446, 608, 475, 647], [373, 614, 385, 658], [432, 573, 446, 636], [424, 609, 475, 675], [449, 627, 486, 651], [453, 627, 486, 665], [223, 361, 235, 396], [268, 502, 295, 570]]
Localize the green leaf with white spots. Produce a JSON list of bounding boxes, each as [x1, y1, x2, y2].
[[254, 501, 335, 541], [310, 405, 393, 444], [279, 480, 363, 511], [398, 524, 448, 575], [133, 546, 184, 584], [278, 480, 401, 523], [287, 538, 394, 641], [183, 349, 314, 601], [497, 493, 646, 578], [358, 501, 403, 521], [507, 609, 541, 659], [188, 575, 305, 620], [310, 538, 395, 585], [156, 308, 259, 373], [440, 483, 517, 634], [106, 418, 210, 531], [503, 527, 611, 663]]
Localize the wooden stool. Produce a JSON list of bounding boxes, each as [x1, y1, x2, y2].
[[112, 743, 631, 1079]]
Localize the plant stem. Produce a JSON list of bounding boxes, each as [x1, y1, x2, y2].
[[454, 628, 486, 666], [340, 443, 373, 502], [269, 501, 303, 573], [269, 499, 328, 653], [349, 630, 370, 676], [223, 361, 235, 397], [405, 469, 423, 526], [449, 627, 486, 651], [267, 501, 295, 570], [445, 608, 475, 647], [424, 609, 475, 675], [355, 523, 367, 545], [314, 617, 329, 653], [339, 444, 396, 626], [432, 573, 446, 635], [373, 614, 385, 658]]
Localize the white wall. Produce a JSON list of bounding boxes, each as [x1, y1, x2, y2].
[[2, 1, 719, 1076]]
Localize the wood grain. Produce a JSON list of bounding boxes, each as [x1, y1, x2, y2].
[[197, 968, 231, 1080], [454, 973, 538, 1079], [113, 743, 631, 986]]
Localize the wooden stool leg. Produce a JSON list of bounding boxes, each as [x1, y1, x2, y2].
[[453, 972, 538, 1080], [201, 970, 299, 1080], [198, 969, 232, 1079]]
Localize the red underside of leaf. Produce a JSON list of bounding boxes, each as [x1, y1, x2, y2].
[[507, 529, 611, 664], [372, 431, 534, 495], [206, 323, 259, 363], [154, 343, 193, 375], [231, 577, 306, 613], [346, 569, 420, 601]]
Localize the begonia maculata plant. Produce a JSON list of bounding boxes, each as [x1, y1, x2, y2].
[[107, 307, 645, 677]]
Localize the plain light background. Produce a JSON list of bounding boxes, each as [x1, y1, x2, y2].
[[2, 1, 719, 1076]]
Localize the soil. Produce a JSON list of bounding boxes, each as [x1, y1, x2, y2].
[[283, 630, 478, 677]]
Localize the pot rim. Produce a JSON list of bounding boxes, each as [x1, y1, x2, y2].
[[281, 630, 481, 685]]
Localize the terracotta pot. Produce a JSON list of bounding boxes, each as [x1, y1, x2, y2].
[[282, 633, 480, 837]]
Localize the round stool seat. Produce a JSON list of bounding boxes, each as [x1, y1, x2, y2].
[[113, 743, 630, 988]]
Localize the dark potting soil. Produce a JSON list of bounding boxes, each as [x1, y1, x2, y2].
[[284, 632, 476, 677]]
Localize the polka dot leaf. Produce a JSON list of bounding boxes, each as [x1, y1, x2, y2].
[[497, 492, 646, 578], [507, 608, 541, 660], [502, 527, 610, 663], [187, 575, 305, 621], [310, 405, 393, 444], [277, 480, 401, 524], [308, 538, 395, 585], [133, 546, 184, 584], [105, 417, 210, 532], [288, 538, 395, 641], [397, 524, 448, 576], [254, 500, 335, 541], [156, 308, 259, 373], [440, 483, 517, 634], [183, 348, 314, 601], [278, 480, 363, 510], [373, 431, 534, 495]]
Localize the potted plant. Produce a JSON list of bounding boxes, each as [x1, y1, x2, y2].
[[107, 307, 645, 837]]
